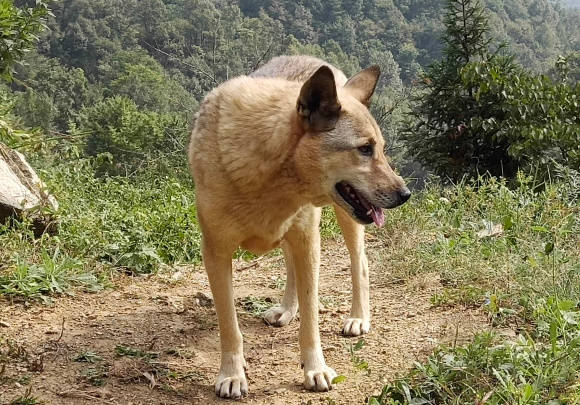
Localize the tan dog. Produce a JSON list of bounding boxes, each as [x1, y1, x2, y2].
[[252, 55, 386, 338], [188, 55, 410, 399]]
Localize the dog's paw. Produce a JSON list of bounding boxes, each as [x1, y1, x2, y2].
[[215, 373, 248, 399], [263, 305, 297, 327], [342, 318, 370, 336], [304, 365, 337, 392]]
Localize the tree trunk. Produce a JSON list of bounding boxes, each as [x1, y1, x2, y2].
[[0, 142, 58, 236]]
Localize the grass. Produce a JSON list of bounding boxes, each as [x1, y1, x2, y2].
[[1, 154, 202, 300], [366, 172, 580, 405], [370, 299, 580, 404], [237, 296, 277, 317], [8, 387, 41, 405]]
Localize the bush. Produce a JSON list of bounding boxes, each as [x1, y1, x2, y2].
[[461, 61, 580, 172], [82, 96, 189, 175]]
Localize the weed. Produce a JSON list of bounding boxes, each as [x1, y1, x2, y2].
[[0, 250, 102, 301], [8, 387, 41, 405], [74, 351, 102, 363], [430, 285, 487, 308], [80, 366, 109, 387], [348, 338, 371, 376], [1, 157, 203, 300], [370, 297, 580, 404], [114, 345, 158, 359], [237, 296, 276, 317], [268, 276, 286, 290], [165, 348, 195, 359]]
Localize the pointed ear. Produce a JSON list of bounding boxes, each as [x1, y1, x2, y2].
[[297, 66, 341, 132], [344, 65, 380, 106]]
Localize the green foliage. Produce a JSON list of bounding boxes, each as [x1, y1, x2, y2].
[[0, 248, 102, 301], [81, 96, 188, 175], [403, 0, 520, 181], [46, 160, 202, 273], [104, 51, 197, 115], [74, 351, 102, 363], [366, 173, 579, 404], [370, 298, 580, 404], [0, 0, 49, 81], [0, 152, 202, 300], [12, 54, 94, 132], [461, 60, 580, 172], [403, 0, 579, 181]]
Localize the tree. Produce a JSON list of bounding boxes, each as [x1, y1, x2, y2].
[[402, 0, 519, 181], [461, 59, 580, 171], [82, 96, 188, 175], [0, 0, 49, 81], [13, 53, 94, 131]]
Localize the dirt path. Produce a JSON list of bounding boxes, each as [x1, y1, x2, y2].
[[1, 240, 487, 405]]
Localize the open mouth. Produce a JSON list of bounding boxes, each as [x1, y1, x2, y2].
[[335, 181, 385, 227]]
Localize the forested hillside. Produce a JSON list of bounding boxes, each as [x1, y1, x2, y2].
[[7, 0, 580, 133]]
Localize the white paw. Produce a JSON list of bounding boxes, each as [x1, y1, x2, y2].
[[215, 372, 248, 399], [263, 305, 297, 327], [342, 318, 370, 336], [304, 365, 337, 392]]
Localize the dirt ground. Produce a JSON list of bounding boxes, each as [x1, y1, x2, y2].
[[0, 239, 487, 405]]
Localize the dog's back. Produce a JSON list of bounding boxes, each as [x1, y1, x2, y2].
[[251, 55, 348, 86]]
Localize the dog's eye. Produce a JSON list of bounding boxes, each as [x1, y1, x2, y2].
[[358, 144, 374, 157]]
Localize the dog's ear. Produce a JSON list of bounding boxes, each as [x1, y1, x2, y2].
[[344, 65, 380, 106], [297, 66, 341, 132]]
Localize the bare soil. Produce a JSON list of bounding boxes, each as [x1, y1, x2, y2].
[[0, 239, 487, 405]]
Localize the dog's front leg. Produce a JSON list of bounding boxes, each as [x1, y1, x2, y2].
[[286, 208, 337, 391], [334, 205, 370, 336], [202, 240, 248, 399]]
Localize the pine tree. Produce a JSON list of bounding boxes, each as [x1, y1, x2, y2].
[[403, 0, 517, 182]]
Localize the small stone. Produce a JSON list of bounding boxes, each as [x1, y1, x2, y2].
[[0, 321, 10, 328], [194, 292, 213, 307]]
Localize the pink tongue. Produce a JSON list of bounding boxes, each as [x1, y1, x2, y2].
[[370, 206, 384, 227]]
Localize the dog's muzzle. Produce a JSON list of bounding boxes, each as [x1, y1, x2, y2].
[[375, 187, 411, 209]]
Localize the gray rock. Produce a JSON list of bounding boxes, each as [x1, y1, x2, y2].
[[0, 142, 58, 235]]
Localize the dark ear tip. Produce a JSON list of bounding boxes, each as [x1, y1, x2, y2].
[[313, 65, 335, 80], [369, 65, 381, 77]]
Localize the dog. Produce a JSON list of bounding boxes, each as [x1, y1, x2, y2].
[[252, 55, 386, 338], [188, 55, 410, 399]]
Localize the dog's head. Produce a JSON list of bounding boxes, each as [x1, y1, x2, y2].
[[295, 66, 410, 227]]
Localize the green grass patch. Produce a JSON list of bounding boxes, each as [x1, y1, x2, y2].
[[370, 298, 580, 405], [368, 173, 579, 404], [1, 155, 202, 301], [114, 345, 159, 359]]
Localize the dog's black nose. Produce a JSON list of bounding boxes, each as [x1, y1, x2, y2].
[[398, 187, 411, 203]]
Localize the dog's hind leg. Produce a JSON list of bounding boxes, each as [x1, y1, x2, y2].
[[263, 241, 298, 326], [202, 237, 248, 399], [285, 207, 337, 392], [334, 204, 371, 336]]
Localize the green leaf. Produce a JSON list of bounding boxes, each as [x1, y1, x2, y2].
[[544, 242, 554, 255], [353, 338, 365, 351], [332, 375, 347, 384]]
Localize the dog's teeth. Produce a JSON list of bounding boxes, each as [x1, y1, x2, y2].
[[366, 209, 372, 215]]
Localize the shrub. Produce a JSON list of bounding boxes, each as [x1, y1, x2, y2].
[[81, 96, 189, 175]]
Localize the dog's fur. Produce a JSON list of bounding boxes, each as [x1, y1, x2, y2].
[[251, 56, 380, 338], [188, 55, 409, 399]]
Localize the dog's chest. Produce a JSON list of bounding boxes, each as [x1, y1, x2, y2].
[[237, 208, 298, 254]]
